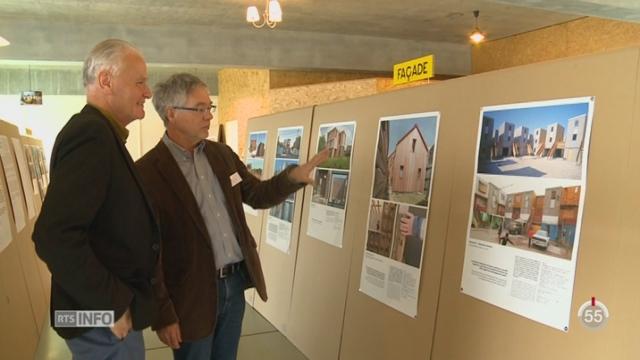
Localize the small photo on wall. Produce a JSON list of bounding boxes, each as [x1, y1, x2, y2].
[[246, 158, 264, 179], [248, 131, 267, 158], [312, 169, 330, 205], [269, 197, 295, 223], [276, 127, 303, 159], [312, 169, 349, 210], [469, 174, 580, 261], [391, 205, 427, 268], [274, 158, 298, 174], [20, 91, 42, 105], [366, 199, 397, 258], [316, 123, 355, 170]]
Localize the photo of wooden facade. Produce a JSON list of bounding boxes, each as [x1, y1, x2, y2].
[[388, 125, 429, 193], [372, 114, 438, 206], [366, 199, 397, 257], [391, 205, 427, 268]]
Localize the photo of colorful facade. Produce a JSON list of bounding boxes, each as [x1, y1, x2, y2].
[[470, 174, 580, 260], [477, 100, 591, 180], [366, 199, 397, 257]]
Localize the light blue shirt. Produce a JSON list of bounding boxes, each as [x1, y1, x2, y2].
[[163, 133, 243, 269]]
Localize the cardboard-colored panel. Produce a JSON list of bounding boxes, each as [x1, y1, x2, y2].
[[251, 107, 313, 333], [286, 106, 353, 360], [11, 133, 48, 334], [243, 121, 274, 308], [20, 135, 51, 307], [0, 120, 40, 359], [20, 135, 49, 333], [610, 54, 640, 358], [431, 47, 640, 359], [330, 83, 454, 360]]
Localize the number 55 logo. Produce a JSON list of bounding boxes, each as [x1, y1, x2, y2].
[[577, 297, 609, 330]]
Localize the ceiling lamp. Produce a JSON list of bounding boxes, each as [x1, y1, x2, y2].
[[246, 0, 282, 29], [469, 10, 486, 44], [0, 36, 10, 47]]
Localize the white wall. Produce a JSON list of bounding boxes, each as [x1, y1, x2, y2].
[[0, 95, 218, 163]]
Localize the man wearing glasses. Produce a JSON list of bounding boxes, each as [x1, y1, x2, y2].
[[136, 73, 327, 359]]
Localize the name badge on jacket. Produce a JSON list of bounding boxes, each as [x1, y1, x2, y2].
[[230, 172, 242, 187]]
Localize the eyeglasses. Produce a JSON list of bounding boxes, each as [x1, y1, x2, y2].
[[173, 105, 216, 114]]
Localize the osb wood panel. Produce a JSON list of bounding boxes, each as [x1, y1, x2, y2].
[[472, 17, 640, 74], [376, 78, 439, 92], [218, 69, 271, 157], [269, 78, 379, 114], [269, 69, 390, 89]]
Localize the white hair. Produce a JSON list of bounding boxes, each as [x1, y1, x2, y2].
[[153, 73, 207, 126], [82, 39, 141, 88]]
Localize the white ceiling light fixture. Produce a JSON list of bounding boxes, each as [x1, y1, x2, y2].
[[469, 10, 486, 44], [246, 0, 282, 29], [0, 36, 10, 47]]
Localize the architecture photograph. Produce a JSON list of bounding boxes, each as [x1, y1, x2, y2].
[[469, 175, 580, 260], [276, 127, 302, 159], [317, 123, 354, 170], [477, 100, 591, 180], [366, 199, 397, 258], [248, 131, 267, 158], [373, 115, 438, 206]]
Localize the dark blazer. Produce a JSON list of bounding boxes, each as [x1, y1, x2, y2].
[[33, 105, 160, 339], [135, 139, 302, 341]]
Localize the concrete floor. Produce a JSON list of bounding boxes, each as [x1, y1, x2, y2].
[[478, 156, 582, 179], [34, 303, 308, 360]]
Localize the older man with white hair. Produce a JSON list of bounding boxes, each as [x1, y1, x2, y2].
[[33, 39, 160, 359]]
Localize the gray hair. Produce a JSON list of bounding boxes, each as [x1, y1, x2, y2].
[[153, 73, 207, 126], [82, 39, 141, 88]]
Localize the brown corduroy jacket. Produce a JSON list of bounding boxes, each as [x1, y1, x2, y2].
[[135, 139, 302, 341]]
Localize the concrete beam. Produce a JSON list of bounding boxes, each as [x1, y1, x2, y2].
[[0, 19, 471, 75]]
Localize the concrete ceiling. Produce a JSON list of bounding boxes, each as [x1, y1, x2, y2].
[[0, 0, 581, 44], [0, 0, 638, 78]]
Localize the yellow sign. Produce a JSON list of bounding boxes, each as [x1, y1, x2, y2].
[[393, 55, 434, 85]]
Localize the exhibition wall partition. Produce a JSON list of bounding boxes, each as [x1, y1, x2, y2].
[[245, 107, 314, 333], [0, 119, 49, 359], [246, 46, 640, 359]]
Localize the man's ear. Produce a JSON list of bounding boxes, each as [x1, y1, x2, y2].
[[166, 106, 176, 124], [97, 70, 112, 91]]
